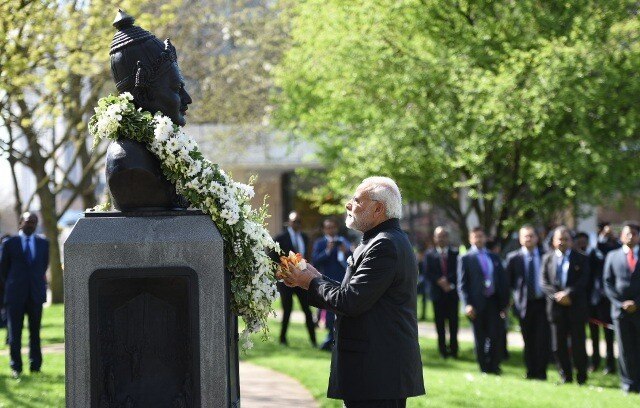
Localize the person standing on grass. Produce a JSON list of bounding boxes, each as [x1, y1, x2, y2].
[[603, 223, 640, 394], [541, 226, 590, 385], [424, 226, 459, 359], [586, 224, 619, 374], [311, 217, 351, 351], [0, 212, 49, 379], [283, 177, 425, 408], [272, 211, 317, 347], [506, 225, 549, 380], [458, 227, 509, 375]]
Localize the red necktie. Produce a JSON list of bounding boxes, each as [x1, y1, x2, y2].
[[628, 250, 637, 272], [440, 252, 447, 276]]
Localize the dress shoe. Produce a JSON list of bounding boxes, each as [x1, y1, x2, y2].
[[30, 368, 41, 374], [11, 370, 21, 379]]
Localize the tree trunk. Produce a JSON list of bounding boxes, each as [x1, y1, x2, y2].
[[38, 189, 64, 304], [78, 141, 98, 209], [20, 104, 64, 303], [8, 155, 24, 223]]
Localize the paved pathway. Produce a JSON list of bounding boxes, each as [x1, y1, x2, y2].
[[0, 344, 318, 408], [240, 362, 318, 408]]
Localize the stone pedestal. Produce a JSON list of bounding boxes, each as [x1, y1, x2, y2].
[[64, 211, 239, 407]]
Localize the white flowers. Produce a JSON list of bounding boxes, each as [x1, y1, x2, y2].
[[89, 93, 279, 350]]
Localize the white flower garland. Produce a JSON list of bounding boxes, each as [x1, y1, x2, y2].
[[90, 93, 280, 349]]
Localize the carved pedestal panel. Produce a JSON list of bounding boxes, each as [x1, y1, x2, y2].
[[90, 269, 199, 408]]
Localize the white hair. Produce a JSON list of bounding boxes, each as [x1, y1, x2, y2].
[[360, 176, 402, 219]]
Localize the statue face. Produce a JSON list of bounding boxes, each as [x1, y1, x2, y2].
[[144, 63, 192, 126]]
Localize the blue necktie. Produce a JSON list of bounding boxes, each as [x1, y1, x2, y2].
[[479, 252, 494, 296], [24, 237, 34, 264]]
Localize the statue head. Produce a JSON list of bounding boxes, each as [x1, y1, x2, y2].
[[109, 10, 192, 126]]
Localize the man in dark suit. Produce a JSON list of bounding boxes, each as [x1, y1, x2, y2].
[[273, 211, 317, 347], [312, 217, 351, 351], [506, 225, 549, 380], [284, 177, 424, 407], [425, 226, 459, 359], [0, 212, 49, 379], [603, 223, 640, 393], [458, 227, 509, 374], [586, 224, 619, 374], [541, 226, 590, 385]]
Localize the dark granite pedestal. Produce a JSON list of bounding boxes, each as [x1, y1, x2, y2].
[[64, 210, 239, 407]]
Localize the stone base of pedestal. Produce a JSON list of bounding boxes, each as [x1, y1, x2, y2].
[[64, 211, 239, 407]]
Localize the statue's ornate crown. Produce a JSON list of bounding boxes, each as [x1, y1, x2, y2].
[[110, 10, 178, 96], [133, 39, 178, 92]]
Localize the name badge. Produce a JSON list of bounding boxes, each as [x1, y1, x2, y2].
[[484, 279, 492, 288]]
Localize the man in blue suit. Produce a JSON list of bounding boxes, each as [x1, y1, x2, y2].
[[0, 212, 49, 379], [458, 227, 509, 374], [604, 223, 640, 394], [312, 218, 351, 350]]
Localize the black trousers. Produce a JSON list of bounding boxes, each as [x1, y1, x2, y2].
[[6, 300, 43, 373], [613, 315, 640, 393], [277, 282, 316, 346], [519, 298, 550, 379], [344, 399, 406, 408], [588, 299, 615, 371], [550, 307, 588, 383], [433, 293, 459, 357], [470, 296, 502, 373]]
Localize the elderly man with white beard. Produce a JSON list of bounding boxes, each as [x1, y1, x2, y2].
[[283, 176, 425, 408]]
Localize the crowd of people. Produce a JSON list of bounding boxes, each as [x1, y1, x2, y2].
[[274, 204, 640, 397], [1, 180, 638, 404], [418, 222, 640, 394]]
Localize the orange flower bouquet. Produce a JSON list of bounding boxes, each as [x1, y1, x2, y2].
[[276, 251, 307, 280]]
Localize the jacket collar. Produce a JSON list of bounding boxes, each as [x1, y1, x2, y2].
[[362, 218, 400, 241]]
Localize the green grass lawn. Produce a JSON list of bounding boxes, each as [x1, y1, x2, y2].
[[0, 304, 636, 407], [0, 304, 65, 353], [245, 321, 631, 408]]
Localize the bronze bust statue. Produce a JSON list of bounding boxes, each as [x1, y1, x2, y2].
[[106, 10, 192, 211]]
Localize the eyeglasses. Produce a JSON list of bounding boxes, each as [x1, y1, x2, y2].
[[348, 196, 379, 205]]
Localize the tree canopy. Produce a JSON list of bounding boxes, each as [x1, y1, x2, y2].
[[0, 0, 177, 302], [274, 0, 640, 240]]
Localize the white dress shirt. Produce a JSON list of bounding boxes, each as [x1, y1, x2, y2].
[[555, 249, 571, 288]]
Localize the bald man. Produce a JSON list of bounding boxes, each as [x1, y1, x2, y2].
[[0, 213, 49, 378]]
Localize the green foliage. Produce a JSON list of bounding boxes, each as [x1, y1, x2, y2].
[[88, 93, 156, 148], [274, 0, 640, 238]]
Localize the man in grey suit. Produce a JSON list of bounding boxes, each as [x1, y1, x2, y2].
[[283, 177, 425, 407], [604, 223, 640, 393]]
